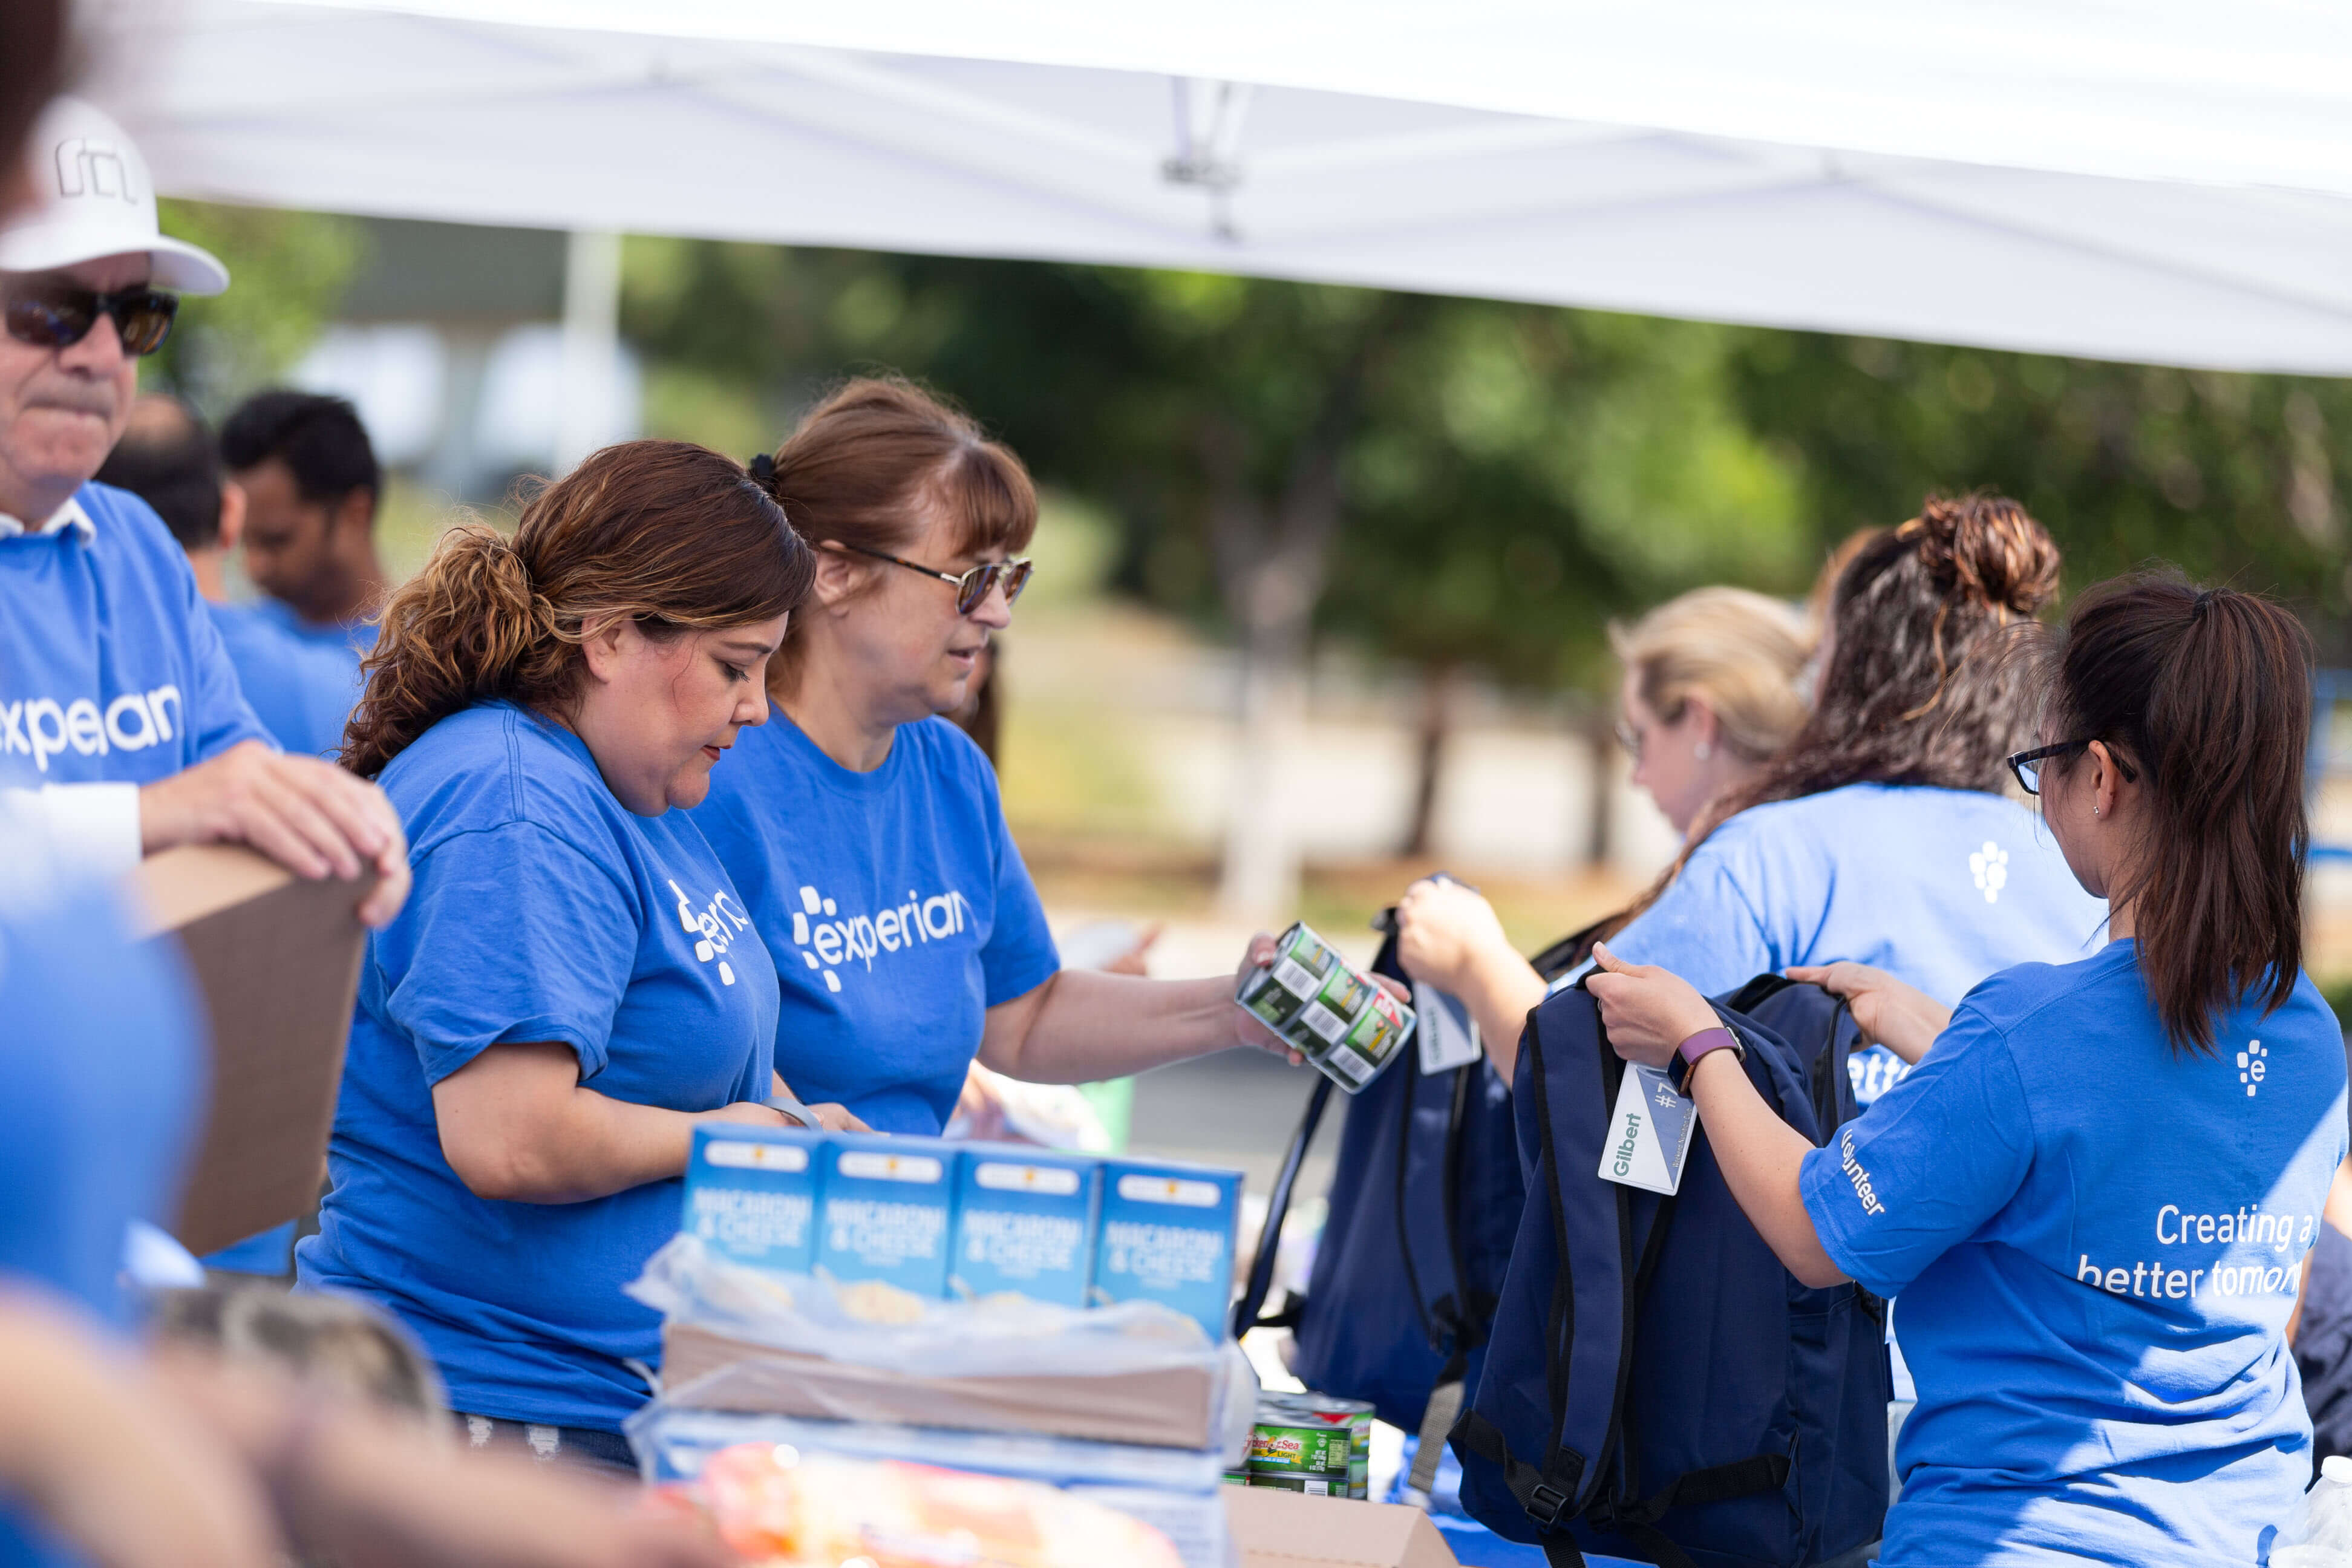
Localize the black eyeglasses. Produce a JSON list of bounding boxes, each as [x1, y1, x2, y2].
[[835, 541, 1033, 616], [3, 283, 179, 358], [2007, 738, 2137, 795]]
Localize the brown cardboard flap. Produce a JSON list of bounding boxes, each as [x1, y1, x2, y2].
[[661, 1321, 1219, 1449], [129, 845, 370, 1255], [1224, 1488, 1460, 1568]]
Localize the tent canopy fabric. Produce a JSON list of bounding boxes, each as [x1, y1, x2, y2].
[[99, 0, 2352, 371]]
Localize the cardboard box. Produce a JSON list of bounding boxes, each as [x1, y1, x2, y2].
[[659, 1320, 1222, 1449], [128, 844, 370, 1256], [949, 1145, 1102, 1307], [686, 1125, 823, 1273], [815, 1134, 956, 1296], [1092, 1157, 1242, 1344], [1224, 1488, 1459, 1568]]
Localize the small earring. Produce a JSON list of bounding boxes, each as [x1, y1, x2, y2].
[[2093, 806, 2101, 817], [1693, 740, 1712, 761]]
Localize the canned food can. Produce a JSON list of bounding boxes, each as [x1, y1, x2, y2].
[[1236, 924, 1416, 1095], [1253, 1392, 1373, 1500]]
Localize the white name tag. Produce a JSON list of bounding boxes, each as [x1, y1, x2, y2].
[[1414, 982, 1485, 1074], [1596, 1063, 1699, 1195]]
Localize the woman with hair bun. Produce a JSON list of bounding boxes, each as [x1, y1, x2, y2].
[[1395, 582, 1814, 1062], [1591, 576, 2347, 1565], [1596, 494, 2103, 1095], [302, 440, 855, 1464]]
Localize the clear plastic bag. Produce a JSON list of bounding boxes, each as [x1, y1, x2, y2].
[[628, 1235, 1258, 1461]]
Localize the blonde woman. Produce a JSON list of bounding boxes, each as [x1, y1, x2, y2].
[[1394, 584, 1812, 1068]]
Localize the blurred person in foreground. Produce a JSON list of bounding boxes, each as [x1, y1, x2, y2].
[[0, 97, 405, 920], [221, 388, 388, 658], [97, 394, 362, 1276], [1393, 583, 1814, 1068], [0, 811, 739, 1568]]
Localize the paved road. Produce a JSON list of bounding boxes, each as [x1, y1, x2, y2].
[[1126, 1045, 1346, 1197]]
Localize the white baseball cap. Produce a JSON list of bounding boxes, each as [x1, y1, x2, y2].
[[0, 97, 227, 296]]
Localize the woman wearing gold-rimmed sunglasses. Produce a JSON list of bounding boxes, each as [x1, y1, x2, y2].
[[692, 377, 1337, 1140]]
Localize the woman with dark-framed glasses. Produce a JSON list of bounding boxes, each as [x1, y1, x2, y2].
[[693, 377, 1301, 1136], [1588, 577, 2345, 1565]]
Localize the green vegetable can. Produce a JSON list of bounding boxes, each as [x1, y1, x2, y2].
[[1236, 924, 1416, 1095], [1249, 1391, 1373, 1500]]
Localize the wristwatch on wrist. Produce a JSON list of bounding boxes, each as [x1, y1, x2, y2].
[[1668, 1025, 1744, 1096]]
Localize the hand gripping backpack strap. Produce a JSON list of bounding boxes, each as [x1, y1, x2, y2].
[[1232, 1074, 1333, 1338]]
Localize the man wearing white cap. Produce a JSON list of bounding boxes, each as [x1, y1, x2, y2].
[[0, 97, 407, 923]]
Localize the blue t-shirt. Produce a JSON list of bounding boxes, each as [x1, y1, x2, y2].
[[250, 593, 381, 658], [1607, 783, 2108, 1103], [693, 714, 1059, 1135], [298, 701, 780, 1431], [0, 828, 201, 1568], [1800, 942, 2348, 1566], [0, 483, 267, 788], [209, 601, 361, 762]]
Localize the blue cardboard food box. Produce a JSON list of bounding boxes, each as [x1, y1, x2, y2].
[[683, 1124, 825, 1273], [814, 1134, 956, 1297], [947, 1146, 1103, 1307], [1090, 1157, 1243, 1342]]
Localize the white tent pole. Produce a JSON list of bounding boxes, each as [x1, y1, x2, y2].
[[556, 229, 622, 474]]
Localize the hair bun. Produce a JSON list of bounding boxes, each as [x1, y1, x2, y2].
[[1907, 492, 2059, 618]]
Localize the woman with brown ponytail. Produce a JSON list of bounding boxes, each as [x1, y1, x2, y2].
[[299, 442, 858, 1465], [1589, 577, 2347, 1566], [1398, 494, 2106, 1093]]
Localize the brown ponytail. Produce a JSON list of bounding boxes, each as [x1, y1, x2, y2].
[[1598, 492, 2060, 939], [2042, 577, 2311, 1054], [752, 376, 1036, 697], [342, 440, 812, 777]]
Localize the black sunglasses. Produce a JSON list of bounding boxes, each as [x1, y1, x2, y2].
[[2007, 738, 2137, 796], [835, 541, 1033, 616], [4, 283, 179, 358]]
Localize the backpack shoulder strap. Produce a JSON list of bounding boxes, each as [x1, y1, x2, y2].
[[1230, 1075, 1332, 1338]]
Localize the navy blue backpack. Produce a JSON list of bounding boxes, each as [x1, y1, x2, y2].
[[1451, 973, 1888, 1568]]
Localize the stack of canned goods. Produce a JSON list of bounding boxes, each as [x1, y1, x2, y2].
[[1224, 1391, 1374, 1499], [1235, 923, 1416, 1094]]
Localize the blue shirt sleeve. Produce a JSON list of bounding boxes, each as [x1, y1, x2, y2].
[[151, 520, 268, 762], [973, 753, 1059, 1008], [1605, 841, 1777, 996], [1798, 1004, 2035, 1296], [376, 822, 641, 1084]]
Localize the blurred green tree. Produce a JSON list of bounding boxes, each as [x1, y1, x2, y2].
[[623, 238, 2352, 886], [148, 200, 365, 414], [1730, 336, 2352, 644]]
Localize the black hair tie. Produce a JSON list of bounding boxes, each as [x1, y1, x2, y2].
[[748, 452, 777, 488], [2192, 588, 2216, 620]]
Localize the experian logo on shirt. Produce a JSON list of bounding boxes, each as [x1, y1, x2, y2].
[[789, 881, 972, 995], [668, 878, 753, 988], [1, 686, 186, 771]]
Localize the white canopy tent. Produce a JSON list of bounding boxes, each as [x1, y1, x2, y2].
[[90, 0, 2352, 373]]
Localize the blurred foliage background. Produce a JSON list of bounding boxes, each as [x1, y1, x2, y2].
[[621, 238, 2352, 676]]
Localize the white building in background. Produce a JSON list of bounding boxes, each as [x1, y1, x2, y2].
[[289, 218, 640, 501]]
